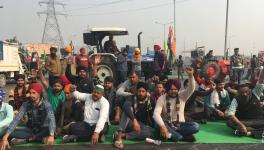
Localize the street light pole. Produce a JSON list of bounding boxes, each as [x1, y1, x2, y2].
[[155, 21, 173, 50], [224, 0, 229, 59]]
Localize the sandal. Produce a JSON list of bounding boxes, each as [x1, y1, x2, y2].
[[114, 140, 124, 149]]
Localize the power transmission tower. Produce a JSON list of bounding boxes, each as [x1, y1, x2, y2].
[[38, 0, 66, 48]]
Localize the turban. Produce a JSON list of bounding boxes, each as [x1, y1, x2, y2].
[[29, 83, 43, 94], [154, 45, 161, 50], [80, 47, 86, 52], [60, 75, 70, 85], [165, 79, 181, 92]]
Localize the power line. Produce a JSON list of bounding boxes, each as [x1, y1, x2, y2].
[[68, 0, 192, 17], [70, 2, 172, 16], [65, 0, 133, 12]]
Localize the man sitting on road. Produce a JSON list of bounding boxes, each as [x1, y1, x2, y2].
[[114, 82, 154, 149], [62, 85, 109, 145], [0, 83, 56, 149], [226, 78, 264, 139], [0, 90, 13, 138], [153, 67, 199, 142]]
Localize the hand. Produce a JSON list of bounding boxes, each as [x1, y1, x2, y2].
[[94, 55, 101, 65], [185, 67, 194, 77], [91, 132, 99, 145], [70, 84, 77, 92], [160, 125, 169, 139], [210, 81, 216, 90], [0, 139, 10, 150], [216, 110, 225, 117], [45, 136, 54, 145], [133, 119, 141, 133]]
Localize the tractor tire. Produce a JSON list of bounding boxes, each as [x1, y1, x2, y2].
[[202, 61, 221, 79], [96, 62, 116, 85], [0, 74, 6, 88]]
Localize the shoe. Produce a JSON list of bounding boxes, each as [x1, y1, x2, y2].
[[11, 138, 27, 145], [62, 135, 77, 143], [251, 130, 263, 139], [181, 135, 196, 142], [100, 134, 106, 143], [234, 130, 247, 136]]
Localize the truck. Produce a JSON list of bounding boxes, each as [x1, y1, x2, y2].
[[0, 41, 25, 87]]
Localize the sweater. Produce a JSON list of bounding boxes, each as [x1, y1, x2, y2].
[[153, 76, 195, 126]]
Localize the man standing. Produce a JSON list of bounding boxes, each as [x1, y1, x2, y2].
[[0, 83, 56, 149], [63, 85, 109, 145], [75, 47, 92, 73], [9, 74, 30, 112], [226, 68, 264, 138], [114, 82, 154, 149], [230, 48, 244, 84], [116, 49, 128, 85], [45, 47, 62, 86], [250, 55, 258, 81], [0, 90, 13, 138], [176, 55, 184, 80], [153, 67, 199, 142], [153, 45, 167, 75]]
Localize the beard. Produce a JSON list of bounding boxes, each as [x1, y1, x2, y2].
[[237, 93, 251, 105]]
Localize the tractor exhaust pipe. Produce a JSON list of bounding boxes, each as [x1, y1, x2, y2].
[[138, 32, 142, 50]]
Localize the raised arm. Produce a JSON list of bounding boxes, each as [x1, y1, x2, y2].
[[179, 67, 196, 101], [39, 70, 49, 89]]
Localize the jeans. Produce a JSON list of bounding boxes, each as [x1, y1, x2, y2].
[[232, 68, 243, 84], [10, 127, 50, 141], [118, 112, 154, 140], [0, 127, 8, 138], [155, 121, 199, 141], [226, 118, 264, 131]]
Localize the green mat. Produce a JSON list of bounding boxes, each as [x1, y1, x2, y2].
[[15, 121, 262, 147]]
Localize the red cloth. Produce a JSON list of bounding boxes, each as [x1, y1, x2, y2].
[[154, 45, 161, 50], [60, 75, 70, 85], [29, 83, 43, 94], [75, 55, 90, 70], [80, 47, 86, 52]]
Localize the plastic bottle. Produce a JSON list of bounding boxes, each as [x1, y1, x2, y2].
[[145, 138, 161, 145]]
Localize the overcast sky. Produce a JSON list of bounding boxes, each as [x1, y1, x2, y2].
[[0, 0, 264, 56]]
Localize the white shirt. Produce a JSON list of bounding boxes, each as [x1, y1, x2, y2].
[[73, 91, 109, 133]]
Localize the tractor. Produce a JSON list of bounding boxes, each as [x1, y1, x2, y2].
[[83, 27, 157, 84]]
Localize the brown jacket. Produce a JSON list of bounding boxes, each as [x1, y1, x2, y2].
[[45, 56, 62, 76]]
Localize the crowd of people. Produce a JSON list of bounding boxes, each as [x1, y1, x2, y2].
[[0, 44, 263, 149]]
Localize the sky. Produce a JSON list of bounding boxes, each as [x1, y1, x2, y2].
[[0, 0, 264, 56]]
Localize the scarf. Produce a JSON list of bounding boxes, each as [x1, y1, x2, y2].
[[133, 95, 152, 113], [166, 94, 180, 128]]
